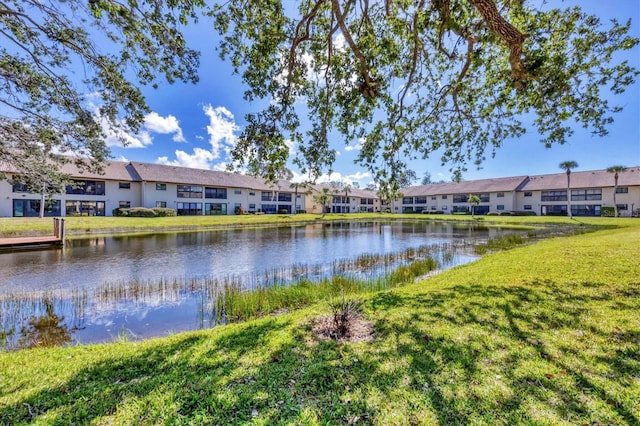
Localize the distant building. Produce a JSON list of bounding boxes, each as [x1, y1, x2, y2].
[[1, 161, 639, 217], [392, 168, 640, 217]]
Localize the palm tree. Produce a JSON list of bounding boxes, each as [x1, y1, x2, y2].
[[468, 194, 481, 217], [343, 184, 352, 213], [289, 182, 308, 214], [559, 161, 578, 218], [606, 165, 627, 217], [313, 187, 333, 218]]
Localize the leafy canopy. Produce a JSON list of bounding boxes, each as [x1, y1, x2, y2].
[[0, 0, 202, 184], [211, 0, 639, 197]]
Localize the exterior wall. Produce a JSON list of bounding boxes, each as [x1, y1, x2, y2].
[[0, 174, 138, 217]]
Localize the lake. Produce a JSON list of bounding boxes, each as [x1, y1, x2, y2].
[[0, 220, 516, 350]]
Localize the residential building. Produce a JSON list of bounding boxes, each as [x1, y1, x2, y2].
[[1, 161, 639, 217], [0, 160, 306, 217]]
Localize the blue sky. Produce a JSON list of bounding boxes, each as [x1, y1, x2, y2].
[[107, 1, 640, 186]]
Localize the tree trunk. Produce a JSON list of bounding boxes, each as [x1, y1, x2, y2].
[[567, 171, 572, 219]]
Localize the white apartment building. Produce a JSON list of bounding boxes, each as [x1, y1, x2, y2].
[[0, 161, 307, 217], [393, 168, 640, 216], [1, 161, 639, 217]]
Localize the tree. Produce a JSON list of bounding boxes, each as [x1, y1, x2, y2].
[[468, 194, 481, 217], [397, 170, 418, 188], [289, 182, 305, 213], [559, 161, 578, 218], [343, 183, 352, 212], [313, 187, 334, 217], [606, 165, 627, 217], [1, 0, 203, 188], [212, 1, 638, 196], [421, 172, 432, 186]]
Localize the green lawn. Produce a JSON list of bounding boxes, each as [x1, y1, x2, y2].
[[0, 218, 638, 424]]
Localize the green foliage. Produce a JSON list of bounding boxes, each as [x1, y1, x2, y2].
[[0, 0, 203, 184], [211, 1, 639, 193], [152, 207, 177, 217], [112, 207, 175, 217], [601, 206, 615, 217]]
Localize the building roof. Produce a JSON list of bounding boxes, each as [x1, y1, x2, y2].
[[129, 161, 294, 191], [60, 161, 139, 182], [522, 167, 640, 191], [307, 184, 378, 199], [402, 175, 529, 197]]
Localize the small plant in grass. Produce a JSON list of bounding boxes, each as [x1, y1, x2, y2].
[[329, 293, 363, 339]]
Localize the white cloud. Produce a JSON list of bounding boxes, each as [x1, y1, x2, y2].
[[345, 137, 366, 152], [97, 109, 186, 148], [156, 147, 216, 169], [144, 112, 185, 142], [203, 105, 239, 159], [284, 139, 296, 156]]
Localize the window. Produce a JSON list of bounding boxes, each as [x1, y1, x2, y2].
[[524, 191, 532, 197], [205, 187, 227, 199], [66, 180, 105, 196], [441, 195, 448, 199], [431, 196, 436, 200], [205, 203, 227, 215], [12, 182, 28, 193], [497, 192, 504, 198], [497, 205, 505, 211], [13, 199, 61, 217], [616, 187, 628, 194], [442, 206, 448, 210], [360, 198, 374, 205], [249, 191, 255, 196], [119, 182, 131, 189], [415, 196, 427, 204], [178, 185, 203, 198], [156, 183, 167, 191], [524, 205, 532, 210], [571, 204, 601, 216], [616, 204, 628, 211], [571, 189, 601, 201], [541, 190, 567, 201], [278, 192, 292, 202], [542, 205, 567, 216], [65, 200, 105, 216], [261, 204, 277, 214], [453, 195, 468, 203], [119, 201, 131, 208], [249, 203, 256, 209], [402, 197, 414, 204], [155, 201, 167, 208], [176, 202, 202, 215], [234, 189, 242, 195], [261, 192, 274, 201]]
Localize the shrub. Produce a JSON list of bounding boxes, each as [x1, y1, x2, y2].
[[112, 207, 129, 217], [127, 207, 157, 217], [152, 207, 177, 217], [486, 211, 500, 216], [278, 209, 290, 214], [601, 206, 615, 217], [422, 210, 444, 215]]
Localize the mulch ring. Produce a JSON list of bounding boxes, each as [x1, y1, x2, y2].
[[311, 314, 375, 343]]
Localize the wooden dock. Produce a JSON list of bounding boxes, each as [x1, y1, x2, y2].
[[0, 218, 65, 250]]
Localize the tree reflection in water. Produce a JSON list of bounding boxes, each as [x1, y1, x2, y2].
[[18, 298, 72, 349]]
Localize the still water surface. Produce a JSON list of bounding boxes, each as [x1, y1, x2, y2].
[[0, 221, 513, 349]]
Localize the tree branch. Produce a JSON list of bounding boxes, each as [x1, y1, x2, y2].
[[467, 0, 530, 87]]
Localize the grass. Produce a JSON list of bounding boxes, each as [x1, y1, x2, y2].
[[0, 218, 639, 424]]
